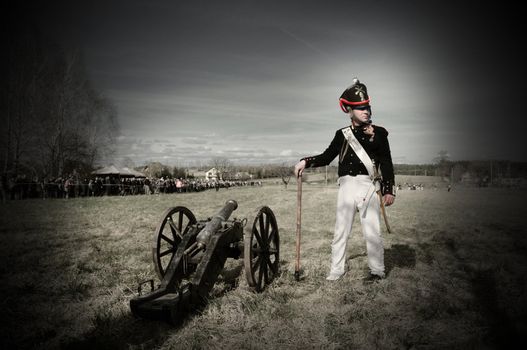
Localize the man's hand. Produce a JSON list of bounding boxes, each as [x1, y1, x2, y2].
[[294, 160, 306, 177], [363, 124, 375, 136], [383, 194, 395, 206]]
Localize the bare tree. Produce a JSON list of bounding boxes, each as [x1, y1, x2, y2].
[[142, 162, 171, 178], [433, 150, 450, 164], [37, 50, 92, 177], [277, 163, 293, 189], [118, 156, 136, 170], [210, 157, 232, 180], [83, 91, 119, 168], [19, 46, 117, 178], [2, 9, 119, 181], [1, 22, 43, 177], [433, 150, 451, 178]]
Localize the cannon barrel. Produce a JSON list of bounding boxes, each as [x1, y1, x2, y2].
[[195, 199, 238, 246]]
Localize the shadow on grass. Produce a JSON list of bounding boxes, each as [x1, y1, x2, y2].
[[348, 252, 367, 261], [60, 263, 249, 350], [384, 244, 416, 275], [444, 237, 526, 348], [470, 268, 524, 348], [61, 315, 175, 350], [211, 262, 244, 298]]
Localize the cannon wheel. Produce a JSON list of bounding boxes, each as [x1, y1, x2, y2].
[[153, 206, 197, 280], [244, 206, 280, 292]]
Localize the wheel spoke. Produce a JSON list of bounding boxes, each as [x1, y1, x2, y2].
[[161, 254, 175, 273], [259, 215, 267, 247], [267, 227, 275, 246], [262, 255, 269, 285], [257, 258, 264, 287], [266, 255, 276, 274], [160, 234, 175, 245], [159, 248, 174, 257], [178, 211, 184, 232], [182, 222, 192, 235], [167, 218, 182, 238], [264, 214, 270, 241], [253, 228, 264, 248], [268, 247, 278, 254]]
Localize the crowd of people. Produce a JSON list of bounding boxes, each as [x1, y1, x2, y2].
[[1, 174, 262, 201], [397, 183, 425, 191]]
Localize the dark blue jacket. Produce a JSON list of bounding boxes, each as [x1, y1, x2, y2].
[[301, 125, 395, 195]]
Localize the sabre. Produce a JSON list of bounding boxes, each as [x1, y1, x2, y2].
[[294, 174, 302, 281]]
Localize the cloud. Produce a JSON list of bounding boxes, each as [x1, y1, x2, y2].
[[182, 137, 207, 145], [280, 149, 293, 156], [78, 2, 521, 165]]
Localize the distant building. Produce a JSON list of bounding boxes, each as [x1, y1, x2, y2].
[[205, 168, 219, 181]]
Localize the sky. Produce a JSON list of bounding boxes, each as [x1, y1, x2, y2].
[[21, 0, 527, 166]]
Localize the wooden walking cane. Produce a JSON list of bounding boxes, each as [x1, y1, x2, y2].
[[294, 174, 302, 281], [378, 190, 392, 233], [373, 161, 392, 234]]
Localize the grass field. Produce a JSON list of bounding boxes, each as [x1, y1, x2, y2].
[[1, 179, 526, 349]]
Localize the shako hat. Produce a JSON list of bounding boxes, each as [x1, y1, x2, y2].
[[339, 78, 371, 113]]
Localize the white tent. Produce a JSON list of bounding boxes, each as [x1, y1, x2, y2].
[[118, 167, 135, 177], [91, 165, 121, 176], [120, 167, 146, 178], [92, 165, 147, 178]]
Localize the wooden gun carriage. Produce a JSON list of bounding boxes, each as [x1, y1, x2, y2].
[[130, 200, 280, 323]]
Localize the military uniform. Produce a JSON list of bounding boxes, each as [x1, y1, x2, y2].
[[299, 78, 395, 280], [301, 124, 395, 195]]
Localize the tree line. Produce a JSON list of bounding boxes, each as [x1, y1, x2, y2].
[[136, 157, 527, 186], [2, 15, 119, 182], [136, 158, 295, 181], [395, 161, 527, 180]]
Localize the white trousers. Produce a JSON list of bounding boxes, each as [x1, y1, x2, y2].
[[330, 175, 385, 276]]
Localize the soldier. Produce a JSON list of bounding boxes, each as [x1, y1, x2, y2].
[[294, 78, 395, 282]]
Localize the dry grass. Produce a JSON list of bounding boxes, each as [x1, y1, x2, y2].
[[1, 179, 526, 349]]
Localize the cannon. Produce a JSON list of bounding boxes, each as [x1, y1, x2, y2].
[[130, 199, 280, 323]]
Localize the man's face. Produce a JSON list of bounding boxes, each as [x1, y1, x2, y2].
[[349, 106, 371, 124]]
